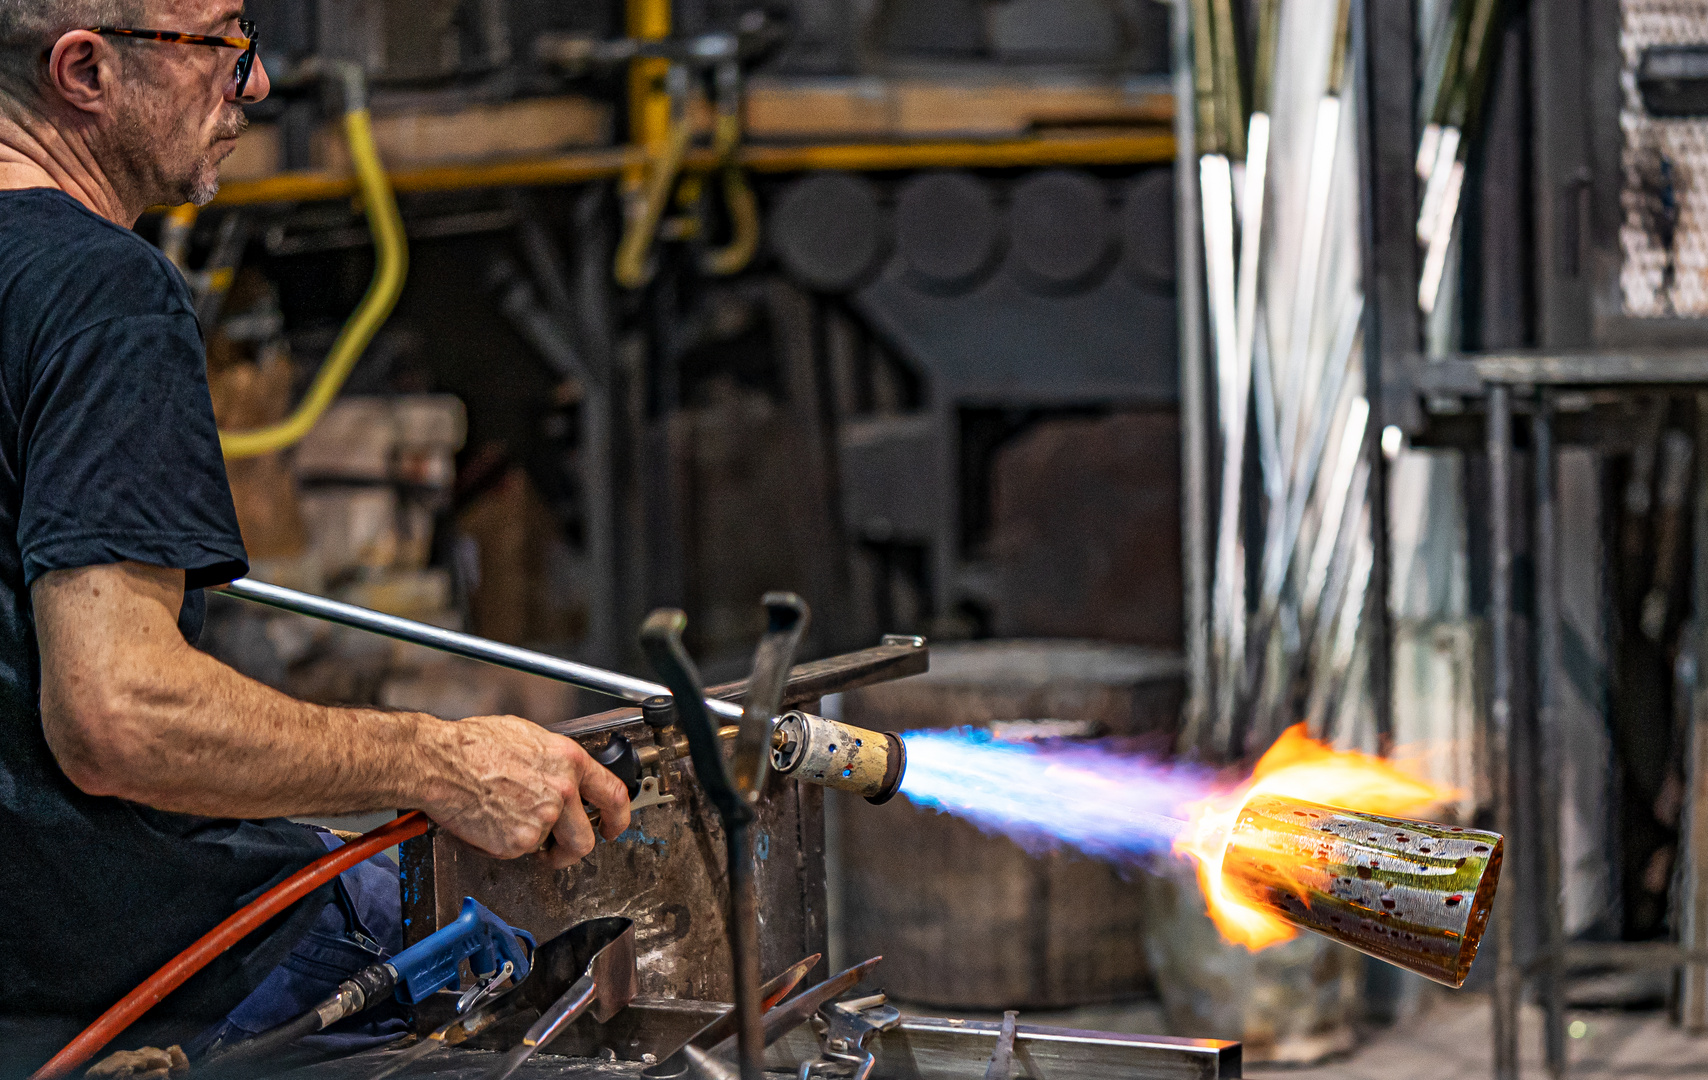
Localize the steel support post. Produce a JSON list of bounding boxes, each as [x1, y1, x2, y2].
[[1489, 384, 1519, 1079], [1352, 0, 1403, 753], [1174, 0, 1214, 753], [1534, 394, 1566, 1076], [1684, 394, 1708, 1031]]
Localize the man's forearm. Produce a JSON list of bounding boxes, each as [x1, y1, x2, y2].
[[34, 563, 457, 819], [71, 645, 461, 813], [56, 648, 456, 819], [33, 562, 631, 861]]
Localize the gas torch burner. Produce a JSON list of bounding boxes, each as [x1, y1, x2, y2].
[[767, 711, 906, 804]]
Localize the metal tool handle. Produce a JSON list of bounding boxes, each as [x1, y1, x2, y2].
[[639, 610, 764, 1080], [218, 577, 742, 720], [639, 610, 748, 823], [481, 975, 597, 1080], [733, 593, 808, 805]]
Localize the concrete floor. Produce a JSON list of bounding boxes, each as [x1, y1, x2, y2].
[[1249, 994, 1708, 1080]]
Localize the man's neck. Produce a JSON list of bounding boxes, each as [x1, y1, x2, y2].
[[0, 107, 135, 226]]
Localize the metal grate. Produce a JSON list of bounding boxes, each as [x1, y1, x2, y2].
[[1620, 1, 1708, 316]]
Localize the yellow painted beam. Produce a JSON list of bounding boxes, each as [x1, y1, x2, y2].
[[207, 132, 1175, 208], [625, 0, 671, 195], [736, 132, 1176, 172]]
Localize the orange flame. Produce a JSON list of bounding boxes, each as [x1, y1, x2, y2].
[[1172, 724, 1459, 949]]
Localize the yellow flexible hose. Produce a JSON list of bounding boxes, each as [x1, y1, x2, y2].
[[219, 106, 408, 459], [613, 116, 692, 289], [701, 112, 760, 277]]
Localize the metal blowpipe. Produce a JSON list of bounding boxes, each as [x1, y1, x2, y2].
[[218, 577, 744, 720], [216, 578, 907, 801]]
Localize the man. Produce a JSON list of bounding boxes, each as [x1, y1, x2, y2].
[[0, 0, 632, 1069]]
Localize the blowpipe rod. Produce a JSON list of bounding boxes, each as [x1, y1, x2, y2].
[[218, 577, 744, 720]]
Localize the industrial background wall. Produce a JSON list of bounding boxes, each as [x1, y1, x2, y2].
[[189, 0, 1185, 709]]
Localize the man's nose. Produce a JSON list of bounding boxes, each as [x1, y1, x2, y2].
[[238, 52, 270, 104]]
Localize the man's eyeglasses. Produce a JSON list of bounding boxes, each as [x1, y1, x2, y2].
[[83, 20, 260, 98]]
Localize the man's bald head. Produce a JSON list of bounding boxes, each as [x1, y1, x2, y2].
[[0, 1, 144, 109]]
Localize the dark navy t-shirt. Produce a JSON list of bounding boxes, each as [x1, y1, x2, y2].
[[0, 189, 327, 1070]]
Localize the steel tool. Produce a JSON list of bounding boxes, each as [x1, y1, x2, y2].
[[644, 954, 822, 1078], [797, 995, 901, 1080], [361, 989, 525, 1080], [640, 595, 810, 1080], [703, 957, 884, 1063], [980, 1011, 1020, 1080], [1415, 0, 1506, 315], [478, 917, 636, 1080], [1278, 0, 1352, 474], [681, 1045, 741, 1080], [220, 580, 910, 836]]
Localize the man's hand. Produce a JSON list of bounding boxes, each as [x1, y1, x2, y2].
[[34, 561, 631, 867], [420, 715, 632, 867]]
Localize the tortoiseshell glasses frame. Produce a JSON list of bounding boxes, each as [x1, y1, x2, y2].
[[83, 19, 259, 97]]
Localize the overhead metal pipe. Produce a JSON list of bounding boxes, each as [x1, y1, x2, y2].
[[217, 577, 745, 721]]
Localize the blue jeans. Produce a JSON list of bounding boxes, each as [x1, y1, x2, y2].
[[187, 830, 410, 1059]]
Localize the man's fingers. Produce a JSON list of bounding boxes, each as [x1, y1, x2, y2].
[[546, 796, 597, 869]]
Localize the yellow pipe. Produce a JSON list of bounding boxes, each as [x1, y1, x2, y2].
[[209, 150, 635, 206], [218, 105, 408, 459], [207, 133, 1174, 208], [624, 0, 672, 195], [701, 113, 761, 277], [736, 132, 1177, 171], [613, 113, 692, 288]]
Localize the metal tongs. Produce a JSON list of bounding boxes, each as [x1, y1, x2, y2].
[[640, 593, 808, 1080], [480, 917, 637, 1080], [668, 958, 885, 1080], [797, 994, 902, 1080]]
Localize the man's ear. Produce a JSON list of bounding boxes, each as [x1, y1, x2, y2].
[[46, 31, 119, 114]]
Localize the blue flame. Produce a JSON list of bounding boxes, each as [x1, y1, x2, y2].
[[897, 728, 1216, 862]]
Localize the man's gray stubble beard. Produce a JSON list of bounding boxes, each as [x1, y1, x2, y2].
[[108, 62, 249, 209], [189, 108, 248, 206]]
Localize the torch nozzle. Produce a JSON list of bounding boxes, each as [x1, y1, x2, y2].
[[768, 711, 906, 804]]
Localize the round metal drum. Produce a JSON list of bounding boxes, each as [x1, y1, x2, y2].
[[894, 171, 1003, 294], [837, 640, 1185, 1009], [1121, 169, 1177, 290], [1007, 170, 1116, 294], [770, 172, 889, 293]]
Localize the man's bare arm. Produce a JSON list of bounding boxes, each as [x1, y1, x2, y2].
[[33, 562, 630, 867]]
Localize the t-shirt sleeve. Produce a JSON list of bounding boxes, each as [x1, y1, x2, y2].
[[17, 311, 248, 589]]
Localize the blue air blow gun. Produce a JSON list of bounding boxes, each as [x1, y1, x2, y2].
[[208, 897, 534, 1070]]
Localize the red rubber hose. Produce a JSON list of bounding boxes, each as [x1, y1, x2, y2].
[[32, 810, 431, 1080]]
